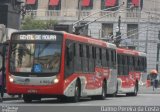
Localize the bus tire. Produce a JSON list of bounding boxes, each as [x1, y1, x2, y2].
[[23, 95, 32, 103], [71, 80, 81, 102], [57, 96, 68, 102], [100, 81, 107, 100], [126, 83, 138, 96], [92, 81, 106, 100], [132, 83, 138, 96]]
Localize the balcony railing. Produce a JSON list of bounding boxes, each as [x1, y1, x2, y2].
[[126, 9, 141, 18], [26, 10, 37, 17], [25, 9, 142, 20], [45, 10, 61, 17]]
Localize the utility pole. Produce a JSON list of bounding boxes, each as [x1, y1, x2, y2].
[[156, 31, 160, 71], [115, 16, 121, 46], [77, 0, 81, 21], [137, 0, 141, 50], [144, 12, 150, 53]]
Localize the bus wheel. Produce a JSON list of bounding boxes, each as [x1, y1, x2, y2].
[[71, 80, 80, 102], [23, 95, 32, 103], [133, 83, 138, 96], [91, 81, 106, 100], [101, 81, 107, 100], [95, 81, 106, 100], [126, 84, 138, 96], [57, 96, 68, 102]]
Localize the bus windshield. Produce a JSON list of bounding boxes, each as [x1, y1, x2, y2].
[[9, 33, 62, 74]]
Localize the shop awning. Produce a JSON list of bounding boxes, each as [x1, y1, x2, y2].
[[105, 0, 117, 7], [26, 0, 36, 5], [82, 0, 90, 7], [49, 0, 60, 6], [131, 0, 139, 6]]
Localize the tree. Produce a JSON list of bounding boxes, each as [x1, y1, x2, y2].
[[21, 16, 58, 30]]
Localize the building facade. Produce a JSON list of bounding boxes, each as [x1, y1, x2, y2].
[[24, 0, 160, 73], [0, 0, 22, 29]]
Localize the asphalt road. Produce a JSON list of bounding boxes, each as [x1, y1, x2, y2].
[[0, 86, 159, 112], [0, 94, 160, 112]]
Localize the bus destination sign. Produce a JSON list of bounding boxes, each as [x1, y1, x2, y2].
[[14, 34, 57, 41]]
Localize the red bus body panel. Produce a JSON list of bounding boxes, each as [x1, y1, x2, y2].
[[6, 31, 115, 97]]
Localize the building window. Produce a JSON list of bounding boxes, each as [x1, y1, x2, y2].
[[48, 0, 61, 10], [127, 0, 143, 9], [127, 24, 138, 46], [102, 23, 113, 39], [127, 24, 138, 39], [25, 0, 38, 10], [81, 0, 93, 10], [101, 0, 119, 11]]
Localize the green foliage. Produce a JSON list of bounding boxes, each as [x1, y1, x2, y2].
[[21, 16, 58, 30]]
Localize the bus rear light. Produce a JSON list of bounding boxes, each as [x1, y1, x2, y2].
[[9, 76, 14, 83]]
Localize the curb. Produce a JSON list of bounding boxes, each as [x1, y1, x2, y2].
[[0, 97, 22, 102]]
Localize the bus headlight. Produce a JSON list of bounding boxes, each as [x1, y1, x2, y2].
[[9, 76, 14, 83], [54, 78, 59, 84]]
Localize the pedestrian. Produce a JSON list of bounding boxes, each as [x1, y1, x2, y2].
[[148, 69, 158, 90]]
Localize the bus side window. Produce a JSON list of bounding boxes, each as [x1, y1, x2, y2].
[[102, 49, 107, 67], [89, 46, 95, 72], [129, 56, 133, 71], [99, 48, 102, 66], [132, 56, 135, 71], [74, 43, 82, 72], [144, 57, 147, 72], [117, 54, 122, 75], [122, 55, 125, 75], [139, 57, 142, 71], [108, 50, 111, 68], [82, 44, 88, 72], [86, 45, 90, 72], [111, 50, 114, 68], [135, 56, 138, 71], [126, 55, 129, 75], [65, 40, 74, 78], [95, 47, 99, 67], [106, 49, 109, 67]]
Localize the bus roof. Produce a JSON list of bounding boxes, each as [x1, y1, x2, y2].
[[12, 30, 117, 49], [63, 32, 117, 49], [117, 48, 146, 57]]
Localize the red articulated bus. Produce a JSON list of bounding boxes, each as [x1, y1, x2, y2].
[[116, 48, 147, 96], [6, 30, 118, 102]]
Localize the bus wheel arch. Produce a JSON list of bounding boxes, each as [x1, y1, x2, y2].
[[100, 79, 107, 100], [71, 78, 81, 102], [134, 80, 139, 96], [136, 80, 139, 92], [126, 81, 138, 96]]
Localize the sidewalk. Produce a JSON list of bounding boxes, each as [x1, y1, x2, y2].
[[138, 85, 160, 94], [0, 93, 21, 102]]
